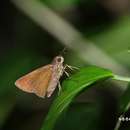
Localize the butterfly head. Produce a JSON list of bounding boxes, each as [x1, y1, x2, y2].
[[53, 56, 64, 64]]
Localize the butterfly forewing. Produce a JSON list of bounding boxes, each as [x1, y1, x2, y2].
[[15, 65, 53, 98]]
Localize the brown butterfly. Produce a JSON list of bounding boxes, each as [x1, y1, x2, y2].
[[15, 56, 70, 98]]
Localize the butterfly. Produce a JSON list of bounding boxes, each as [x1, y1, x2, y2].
[[15, 56, 68, 98]]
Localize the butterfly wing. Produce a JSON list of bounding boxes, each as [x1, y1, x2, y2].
[[15, 64, 53, 98]]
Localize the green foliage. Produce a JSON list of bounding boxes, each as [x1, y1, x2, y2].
[[41, 66, 114, 130], [40, 66, 130, 130]]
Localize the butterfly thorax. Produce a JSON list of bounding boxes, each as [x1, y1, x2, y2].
[[46, 56, 64, 97]]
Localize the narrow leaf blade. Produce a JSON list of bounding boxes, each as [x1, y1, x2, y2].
[[41, 66, 113, 130]]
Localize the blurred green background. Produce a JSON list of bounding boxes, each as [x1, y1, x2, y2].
[[0, 0, 130, 130]]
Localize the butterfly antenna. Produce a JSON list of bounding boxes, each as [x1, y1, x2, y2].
[[59, 47, 67, 56]]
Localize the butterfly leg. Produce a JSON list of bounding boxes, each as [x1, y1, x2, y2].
[[58, 81, 62, 95], [64, 70, 70, 77], [63, 64, 78, 77]]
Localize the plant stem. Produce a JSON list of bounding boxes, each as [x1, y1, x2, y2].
[[114, 115, 122, 130], [112, 75, 130, 82]]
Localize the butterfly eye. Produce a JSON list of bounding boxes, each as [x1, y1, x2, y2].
[[57, 57, 61, 62]]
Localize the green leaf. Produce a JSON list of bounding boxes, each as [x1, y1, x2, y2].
[[41, 66, 113, 130]]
